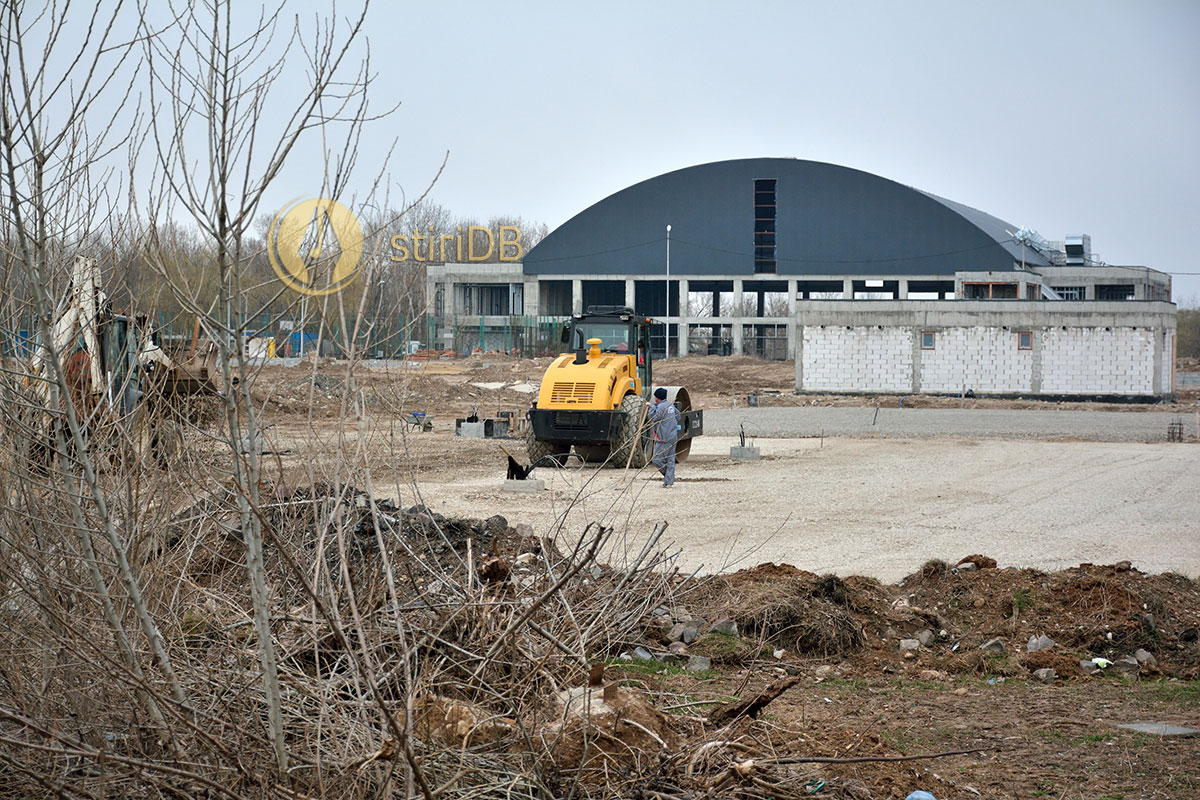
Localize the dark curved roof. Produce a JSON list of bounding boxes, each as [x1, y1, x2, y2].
[[523, 158, 1047, 276]]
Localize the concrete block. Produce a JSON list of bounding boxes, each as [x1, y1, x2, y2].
[[502, 479, 544, 494], [730, 446, 761, 461], [456, 421, 486, 438]]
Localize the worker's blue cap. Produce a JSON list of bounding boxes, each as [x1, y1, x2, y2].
[[653, 387, 668, 399]]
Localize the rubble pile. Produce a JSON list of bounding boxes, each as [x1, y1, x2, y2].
[[24, 481, 1198, 800], [615, 556, 1199, 685]]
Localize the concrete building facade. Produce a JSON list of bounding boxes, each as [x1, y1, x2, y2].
[[424, 158, 1177, 398]]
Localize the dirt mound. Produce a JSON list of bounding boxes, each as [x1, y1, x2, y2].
[[540, 684, 679, 777], [682, 557, 1200, 680], [889, 561, 1200, 675], [411, 694, 516, 748], [655, 355, 795, 396], [167, 482, 548, 596], [1020, 648, 1085, 677], [690, 564, 889, 656]]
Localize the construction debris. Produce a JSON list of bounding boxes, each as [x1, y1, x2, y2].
[[708, 675, 802, 727], [6, 455, 1199, 800]]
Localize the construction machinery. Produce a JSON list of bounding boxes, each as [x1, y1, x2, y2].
[[27, 255, 218, 464], [525, 307, 702, 467]]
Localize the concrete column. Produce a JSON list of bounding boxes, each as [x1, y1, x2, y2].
[[898, 279, 909, 300], [677, 278, 689, 357], [523, 279, 539, 317], [1152, 326, 1163, 394], [732, 279, 744, 355], [425, 275, 438, 315], [571, 279, 583, 314], [510, 283, 523, 316], [625, 278, 636, 310], [793, 324, 804, 391], [786, 280, 798, 359], [843, 277, 854, 299]]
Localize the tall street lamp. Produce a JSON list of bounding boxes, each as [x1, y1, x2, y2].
[[665, 224, 671, 360]]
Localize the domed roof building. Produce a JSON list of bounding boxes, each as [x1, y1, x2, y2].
[[525, 157, 1050, 278], [425, 158, 1175, 397]]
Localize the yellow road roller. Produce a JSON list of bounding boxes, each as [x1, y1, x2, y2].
[[526, 307, 703, 467]]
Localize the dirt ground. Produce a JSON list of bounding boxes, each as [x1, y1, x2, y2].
[[239, 357, 1200, 583], [240, 354, 1200, 423], [223, 357, 1200, 799], [599, 558, 1200, 799], [319, 434, 1196, 583], [617, 666, 1200, 799]]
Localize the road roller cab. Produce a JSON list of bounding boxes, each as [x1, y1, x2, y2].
[[526, 307, 703, 467]]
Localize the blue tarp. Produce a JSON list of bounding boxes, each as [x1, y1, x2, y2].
[[288, 332, 319, 354], [1, 330, 33, 357]]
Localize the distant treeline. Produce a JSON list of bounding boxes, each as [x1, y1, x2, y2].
[[1178, 306, 1199, 359], [0, 201, 547, 334]]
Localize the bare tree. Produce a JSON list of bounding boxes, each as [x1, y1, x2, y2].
[[1, 4, 716, 798], [138, 0, 391, 776], [0, 0, 188, 748]]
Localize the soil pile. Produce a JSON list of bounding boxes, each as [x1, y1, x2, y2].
[[681, 557, 1200, 681]]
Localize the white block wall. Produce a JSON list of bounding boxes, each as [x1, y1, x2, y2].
[[921, 327, 1033, 393], [1040, 327, 1155, 395], [800, 323, 1164, 396], [802, 326, 911, 392]]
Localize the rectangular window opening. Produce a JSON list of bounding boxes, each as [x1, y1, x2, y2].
[[1052, 286, 1085, 301], [1018, 331, 1032, 350], [921, 331, 936, 350], [963, 282, 1019, 300], [754, 179, 776, 274], [1096, 284, 1135, 301]]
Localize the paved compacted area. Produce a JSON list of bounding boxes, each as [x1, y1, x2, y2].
[[707, 405, 1194, 442], [402, 431, 1200, 583], [253, 364, 1200, 583]]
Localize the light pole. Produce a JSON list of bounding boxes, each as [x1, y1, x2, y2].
[[665, 224, 671, 360]]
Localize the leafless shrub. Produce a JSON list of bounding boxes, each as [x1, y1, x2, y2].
[[0, 3, 716, 796]]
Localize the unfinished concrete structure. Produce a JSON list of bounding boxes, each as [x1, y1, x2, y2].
[[425, 158, 1176, 398], [796, 301, 1176, 398]]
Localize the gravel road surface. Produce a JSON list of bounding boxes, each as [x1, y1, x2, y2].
[[706, 406, 1196, 442], [411, 433, 1200, 583]]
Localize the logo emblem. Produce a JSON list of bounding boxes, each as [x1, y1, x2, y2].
[[267, 198, 364, 296]]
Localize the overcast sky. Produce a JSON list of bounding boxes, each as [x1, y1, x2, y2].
[[269, 1, 1200, 301]]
